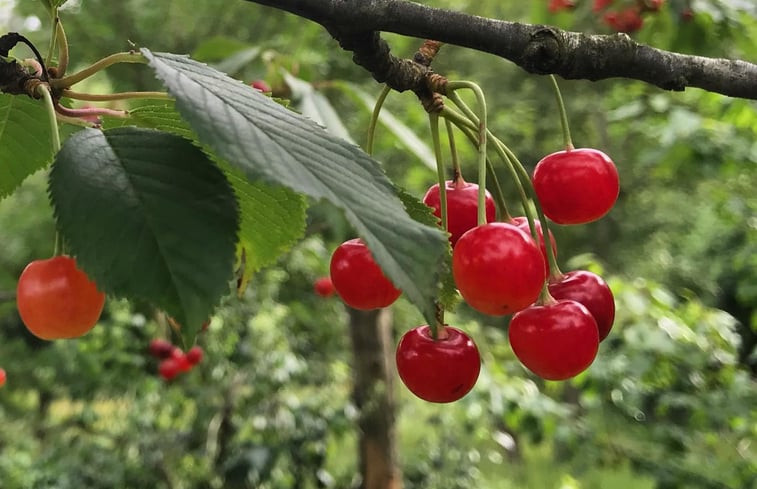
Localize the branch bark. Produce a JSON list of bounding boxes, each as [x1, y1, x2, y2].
[[244, 0, 757, 100]]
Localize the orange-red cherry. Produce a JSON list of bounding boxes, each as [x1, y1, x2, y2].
[[16, 256, 106, 340]]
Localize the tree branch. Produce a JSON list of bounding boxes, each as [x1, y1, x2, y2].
[[244, 0, 757, 100]]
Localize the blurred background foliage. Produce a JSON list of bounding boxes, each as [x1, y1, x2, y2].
[[0, 0, 755, 488]]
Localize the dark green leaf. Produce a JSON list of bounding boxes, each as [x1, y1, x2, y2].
[[0, 93, 54, 199], [49, 127, 239, 341], [106, 104, 308, 282], [142, 49, 448, 324]]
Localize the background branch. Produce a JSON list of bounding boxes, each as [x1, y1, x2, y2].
[[244, 0, 757, 100]]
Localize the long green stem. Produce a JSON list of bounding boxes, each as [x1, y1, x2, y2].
[[55, 18, 69, 76], [428, 113, 448, 340], [444, 118, 462, 182], [62, 89, 172, 101], [38, 84, 60, 152], [549, 75, 574, 150], [441, 106, 510, 220], [486, 159, 510, 220], [446, 81, 487, 226], [45, 9, 58, 66], [38, 83, 62, 257], [497, 141, 561, 277], [366, 84, 391, 155], [449, 88, 558, 273], [51, 52, 148, 89]]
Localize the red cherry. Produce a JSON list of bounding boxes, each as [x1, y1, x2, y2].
[[603, 8, 644, 33], [548, 270, 615, 341], [593, 0, 614, 12], [396, 325, 481, 403], [149, 339, 175, 359], [313, 276, 336, 297], [170, 347, 193, 373], [680, 8, 694, 22], [250, 80, 271, 92], [533, 148, 619, 225], [453, 223, 546, 316], [186, 346, 204, 365], [510, 216, 557, 277], [509, 300, 599, 380], [422, 179, 496, 247], [0, 368, 6, 388], [548, 0, 576, 13], [158, 358, 182, 381], [330, 239, 401, 310], [16, 256, 106, 340]]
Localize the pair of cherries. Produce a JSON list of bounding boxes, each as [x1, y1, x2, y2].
[[329, 148, 619, 400]]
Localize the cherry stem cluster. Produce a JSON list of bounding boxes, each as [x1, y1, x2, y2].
[[446, 81, 487, 226], [440, 91, 561, 279]]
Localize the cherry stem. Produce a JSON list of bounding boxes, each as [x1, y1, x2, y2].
[[433, 302, 445, 341], [486, 159, 510, 220], [443, 102, 557, 277], [37, 84, 60, 152], [445, 82, 487, 226], [45, 8, 58, 67], [537, 282, 558, 306], [429, 113, 448, 237], [51, 52, 148, 90], [444, 118, 463, 183], [62, 89, 172, 102], [55, 104, 129, 119], [366, 84, 391, 155], [549, 75, 574, 151], [53, 231, 62, 257], [55, 18, 69, 76], [497, 141, 562, 278]]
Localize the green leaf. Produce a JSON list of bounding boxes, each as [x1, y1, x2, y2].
[[223, 164, 307, 291], [0, 94, 54, 199], [284, 72, 355, 143], [395, 186, 459, 311], [49, 127, 239, 341], [142, 49, 448, 324], [105, 104, 307, 282]]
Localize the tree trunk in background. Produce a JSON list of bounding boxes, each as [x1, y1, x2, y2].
[[348, 308, 403, 489]]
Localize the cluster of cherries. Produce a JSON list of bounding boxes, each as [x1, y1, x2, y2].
[[0, 367, 6, 388], [149, 338, 204, 381], [549, 0, 693, 33], [329, 147, 619, 403]]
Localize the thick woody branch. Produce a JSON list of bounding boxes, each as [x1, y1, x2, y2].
[[244, 0, 757, 100]]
